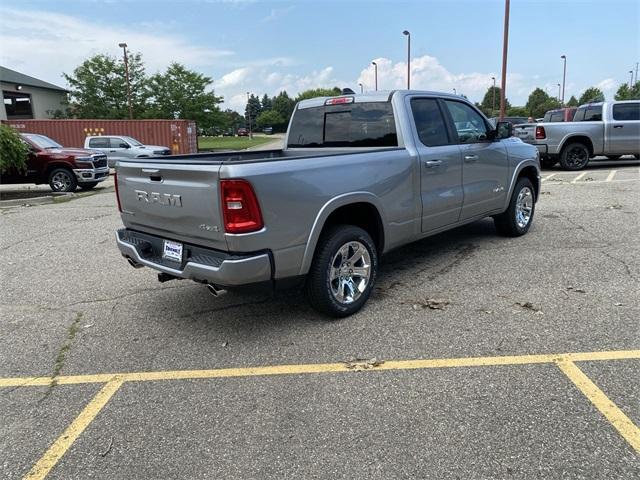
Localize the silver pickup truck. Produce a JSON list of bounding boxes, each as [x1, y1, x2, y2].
[[514, 101, 640, 170], [115, 90, 540, 317]]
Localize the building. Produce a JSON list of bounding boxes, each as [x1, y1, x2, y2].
[[1, 66, 68, 121]]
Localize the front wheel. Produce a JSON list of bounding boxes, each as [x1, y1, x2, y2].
[[48, 168, 77, 192], [493, 178, 535, 237], [559, 142, 590, 170], [305, 225, 378, 318]]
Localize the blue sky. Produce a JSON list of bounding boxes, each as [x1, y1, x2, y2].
[[1, 0, 638, 112]]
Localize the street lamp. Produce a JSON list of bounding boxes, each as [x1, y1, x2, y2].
[[499, 0, 511, 120], [560, 55, 567, 105], [402, 30, 411, 89], [491, 76, 496, 116], [371, 62, 378, 91], [358, 83, 363, 94], [246, 91, 253, 139], [453, 88, 457, 95], [629, 70, 634, 88], [118, 42, 133, 119], [557, 83, 561, 101]]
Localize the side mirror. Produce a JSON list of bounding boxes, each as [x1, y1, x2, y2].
[[496, 121, 513, 139], [119, 143, 130, 149]]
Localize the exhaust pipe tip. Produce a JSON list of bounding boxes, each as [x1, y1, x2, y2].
[[126, 257, 143, 269], [206, 283, 227, 297]]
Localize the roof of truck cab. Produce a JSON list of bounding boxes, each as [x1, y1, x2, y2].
[[296, 90, 467, 109]]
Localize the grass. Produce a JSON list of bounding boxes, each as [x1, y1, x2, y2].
[[198, 136, 276, 151]]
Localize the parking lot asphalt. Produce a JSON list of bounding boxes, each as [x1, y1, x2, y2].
[[1, 159, 639, 479]]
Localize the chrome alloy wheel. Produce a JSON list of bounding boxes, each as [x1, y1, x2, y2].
[[329, 241, 371, 304], [51, 171, 73, 191], [515, 186, 533, 229]]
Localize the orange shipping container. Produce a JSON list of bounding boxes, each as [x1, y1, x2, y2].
[[2, 119, 198, 155]]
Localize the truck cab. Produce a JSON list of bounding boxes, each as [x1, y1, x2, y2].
[[85, 135, 171, 167]]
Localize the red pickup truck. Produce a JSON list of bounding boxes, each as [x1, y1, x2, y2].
[[2, 133, 110, 192]]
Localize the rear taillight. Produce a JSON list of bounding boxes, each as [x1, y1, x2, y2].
[[535, 126, 546, 139], [114, 171, 122, 212], [220, 180, 264, 234]]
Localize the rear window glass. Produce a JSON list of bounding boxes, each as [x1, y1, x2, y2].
[[549, 112, 563, 122], [612, 103, 640, 121], [89, 137, 109, 148], [574, 105, 602, 121], [287, 102, 397, 148]]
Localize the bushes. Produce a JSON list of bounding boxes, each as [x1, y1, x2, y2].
[[0, 124, 29, 173]]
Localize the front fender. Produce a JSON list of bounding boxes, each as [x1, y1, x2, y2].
[[503, 159, 541, 210], [299, 192, 388, 275]]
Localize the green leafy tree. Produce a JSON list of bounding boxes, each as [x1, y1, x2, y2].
[[295, 87, 341, 102], [506, 106, 528, 117], [145, 63, 223, 129], [578, 87, 604, 105], [525, 88, 560, 118], [261, 94, 273, 111], [566, 95, 579, 107], [479, 86, 510, 117], [0, 124, 29, 173], [256, 110, 285, 129], [614, 82, 640, 100], [272, 91, 296, 123], [64, 52, 147, 118], [244, 94, 262, 131], [221, 109, 245, 132]]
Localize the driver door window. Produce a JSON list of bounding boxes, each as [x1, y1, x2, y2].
[[109, 138, 128, 148], [444, 100, 489, 144]]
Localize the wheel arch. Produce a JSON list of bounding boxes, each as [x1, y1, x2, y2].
[[558, 135, 594, 157], [299, 193, 387, 275], [503, 160, 541, 210]]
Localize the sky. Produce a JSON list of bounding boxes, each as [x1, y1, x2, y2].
[[1, 0, 638, 113]]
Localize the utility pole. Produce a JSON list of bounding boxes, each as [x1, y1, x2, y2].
[[491, 76, 496, 116], [629, 70, 634, 88], [453, 88, 457, 95], [403, 30, 411, 89], [358, 83, 363, 93], [118, 42, 133, 119], [246, 92, 253, 139], [372, 62, 378, 91], [499, 0, 510, 120], [635, 62, 639, 84], [557, 83, 561, 101], [560, 55, 567, 105]]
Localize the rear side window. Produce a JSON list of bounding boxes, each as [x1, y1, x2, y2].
[[89, 137, 109, 148], [612, 103, 640, 121], [549, 112, 563, 122], [573, 106, 602, 122], [287, 102, 397, 148], [410, 98, 449, 146]]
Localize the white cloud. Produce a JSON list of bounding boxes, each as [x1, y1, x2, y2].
[[217, 68, 250, 88], [0, 7, 233, 85], [261, 5, 295, 23]]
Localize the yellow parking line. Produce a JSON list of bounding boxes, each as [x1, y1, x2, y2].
[[23, 378, 124, 480], [606, 170, 617, 182], [556, 360, 640, 453], [1, 350, 639, 388]]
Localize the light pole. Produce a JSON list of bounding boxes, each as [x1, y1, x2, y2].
[[371, 62, 378, 91], [118, 42, 133, 119], [246, 92, 253, 139], [491, 76, 496, 116], [557, 83, 561, 101], [560, 55, 567, 105], [499, 0, 510, 120], [629, 70, 634, 88], [453, 88, 457, 95], [635, 62, 639, 84], [402, 30, 411, 89], [358, 83, 363, 94]]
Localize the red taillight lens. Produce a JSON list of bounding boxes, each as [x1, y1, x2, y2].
[[220, 180, 264, 234], [114, 171, 122, 212], [535, 126, 546, 139]]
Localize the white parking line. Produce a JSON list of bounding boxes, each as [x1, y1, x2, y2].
[[571, 172, 588, 183], [606, 170, 617, 182], [542, 173, 557, 182]]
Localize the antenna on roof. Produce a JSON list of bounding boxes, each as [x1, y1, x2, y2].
[[341, 88, 356, 95]]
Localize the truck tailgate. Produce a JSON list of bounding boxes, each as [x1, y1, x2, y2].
[[117, 161, 227, 251], [514, 124, 536, 143]]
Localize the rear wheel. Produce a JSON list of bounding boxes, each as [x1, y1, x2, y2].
[[48, 168, 77, 192], [306, 225, 378, 318], [559, 142, 590, 170], [493, 177, 535, 237]]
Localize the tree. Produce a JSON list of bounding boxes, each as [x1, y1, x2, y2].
[[614, 82, 640, 100], [244, 94, 262, 131], [256, 110, 285, 129], [295, 87, 341, 102], [261, 94, 273, 111], [506, 106, 528, 117], [145, 63, 223, 129], [221, 109, 245, 132], [566, 95, 579, 107], [0, 124, 29, 173], [525, 88, 560, 118], [479, 86, 510, 117], [64, 52, 147, 118], [272, 91, 295, 124], [578, 87, 604, 105]]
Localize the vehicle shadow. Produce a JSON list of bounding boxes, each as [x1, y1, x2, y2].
[[544, 157, 639, 171]]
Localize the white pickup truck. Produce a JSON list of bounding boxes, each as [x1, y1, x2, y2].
[[514, 101, 640, 169]]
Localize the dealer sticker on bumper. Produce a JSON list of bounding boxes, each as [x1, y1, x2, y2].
[[163, 240, 183, 262]]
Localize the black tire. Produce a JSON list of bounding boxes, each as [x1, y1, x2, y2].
[[48, 168, 77, 192], [79, 182, 99, 190], [493, 177, 535, 237], [606, 155, 621, 161], [540, 157, 557, 169], [305, 225, 378, 318], [559, 142, 590, 170]]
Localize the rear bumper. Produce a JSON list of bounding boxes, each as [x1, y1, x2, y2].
[[116, 229, 272, 287]]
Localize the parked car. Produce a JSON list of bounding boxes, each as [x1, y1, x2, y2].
[[84, 135, 171, 168], [489, 116, 530, 128], [514, 101, 640, 169], [542, 107, 577, 123], [263, 126, 274, 135], [0, 134, 109, 192], [114, 90, 540, 317], [237, 128, 249, 137]]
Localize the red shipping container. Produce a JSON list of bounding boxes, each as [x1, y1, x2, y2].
[[2, 119, 198, 155]]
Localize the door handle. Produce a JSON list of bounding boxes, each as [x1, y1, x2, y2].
[[424, 160, 443, 168], [464, 154, 479, 162], [613, 125, 624, 129], [142, 169, 160, 174], [109, 150, 116, 152]]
